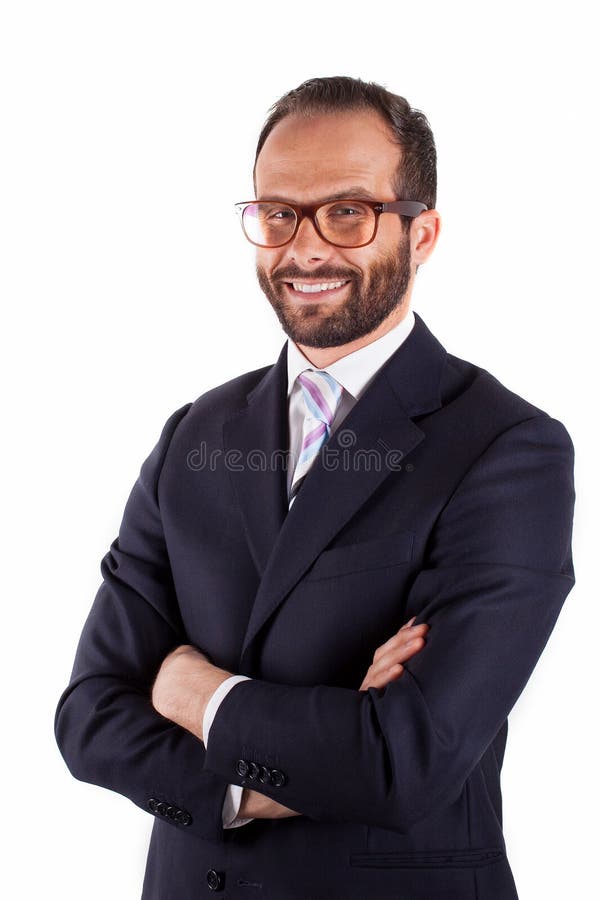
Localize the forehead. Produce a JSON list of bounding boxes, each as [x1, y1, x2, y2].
[[255, 109, 401, 201]]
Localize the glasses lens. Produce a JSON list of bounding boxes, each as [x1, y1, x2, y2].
[[317, 201, 376, 247], [242, 202, 297, 247], [240, 200, 377, 247]]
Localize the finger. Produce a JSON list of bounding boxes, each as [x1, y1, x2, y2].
[[370, 634, 426, 676], [360, 663, 405, 691], [400, 617, 430, 632], [373, 624, 429, 662], [373, 624, 428, 660], [362, 633, 427, 688]]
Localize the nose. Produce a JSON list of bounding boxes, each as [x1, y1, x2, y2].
[[286, 213, 335, 263]]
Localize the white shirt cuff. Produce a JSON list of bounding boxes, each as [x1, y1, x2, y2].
[[202, 674, 255, 829], [222, 783, 255, 828], [203, 674, 252, 746]]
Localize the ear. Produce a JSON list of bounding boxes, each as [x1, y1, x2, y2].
[[410, 209, 442, 266]]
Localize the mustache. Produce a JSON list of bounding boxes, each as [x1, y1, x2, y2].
[[273, 269, 357, 282]]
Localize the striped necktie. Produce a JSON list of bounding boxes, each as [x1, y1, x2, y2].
[[289, 369, 343, 507]]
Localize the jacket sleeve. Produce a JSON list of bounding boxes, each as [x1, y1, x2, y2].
[[54, 404, 232, 843], [201, 414, 576, 831]]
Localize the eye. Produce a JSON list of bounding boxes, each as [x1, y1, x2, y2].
[[265, 207, 295, 221], [327, 202, 369, 217]]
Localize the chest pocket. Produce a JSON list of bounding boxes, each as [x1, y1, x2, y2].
[[304, 529, 415, 582]]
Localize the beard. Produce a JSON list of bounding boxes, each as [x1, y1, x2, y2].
[[255, 234, 412, 349]]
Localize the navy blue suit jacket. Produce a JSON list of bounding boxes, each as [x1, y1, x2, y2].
[[55, 312, 576, 899]]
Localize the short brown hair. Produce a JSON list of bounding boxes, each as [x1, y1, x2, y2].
[[253, 76, 437, 230]]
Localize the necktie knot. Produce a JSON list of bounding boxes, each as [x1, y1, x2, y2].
[[289, 369, 343, 506], [297, 369, 343, 428]]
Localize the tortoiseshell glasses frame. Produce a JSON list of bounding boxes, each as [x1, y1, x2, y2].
[[234, 198, 428, 249]]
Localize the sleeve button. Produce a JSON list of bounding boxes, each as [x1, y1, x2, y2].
[[235, 758, 249, 777], [270, 769, 286, 787]]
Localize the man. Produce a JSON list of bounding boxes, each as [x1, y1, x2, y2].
[[55, 76, 576, 900]]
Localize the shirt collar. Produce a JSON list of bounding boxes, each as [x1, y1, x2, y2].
[[286, 308, 415, 401]]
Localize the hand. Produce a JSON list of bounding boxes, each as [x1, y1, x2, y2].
[[237, 788, 301, 820], [152, 648, 301, 820], [359, 616, 429, 691], [151, 644, 233, 742]]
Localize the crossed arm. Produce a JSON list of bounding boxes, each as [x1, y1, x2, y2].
[[55, 408, 575, 839], [151, 617, 430, 819]]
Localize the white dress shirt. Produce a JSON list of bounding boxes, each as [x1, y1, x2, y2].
[[202, 308, 416, 827]]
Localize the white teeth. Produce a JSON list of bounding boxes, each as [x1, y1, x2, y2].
[[291, 281, 347, 293]]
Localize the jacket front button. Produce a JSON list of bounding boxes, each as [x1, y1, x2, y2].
[[270, 769, 286, 787], [236, 759, 249, 777], [206, 868, 225, 891]]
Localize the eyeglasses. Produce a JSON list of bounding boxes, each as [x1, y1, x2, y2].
[[234, 198, 428, 249]]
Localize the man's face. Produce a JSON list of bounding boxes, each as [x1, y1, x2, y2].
[[253, 109, 414, 349]]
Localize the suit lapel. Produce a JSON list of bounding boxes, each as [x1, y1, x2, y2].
[[222, 342, 289, 578], [225, 312, 448, 668]]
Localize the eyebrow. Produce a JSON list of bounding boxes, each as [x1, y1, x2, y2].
[[258, 187, 379, 203]]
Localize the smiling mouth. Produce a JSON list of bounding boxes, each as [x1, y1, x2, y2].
[[284, 280, 351, 299]]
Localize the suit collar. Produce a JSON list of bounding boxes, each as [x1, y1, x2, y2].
[[383, 310, 448, 416], [246, 310, 446, 417]]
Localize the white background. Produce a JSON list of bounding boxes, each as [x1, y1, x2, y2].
[[1, 1, 597, 897]]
